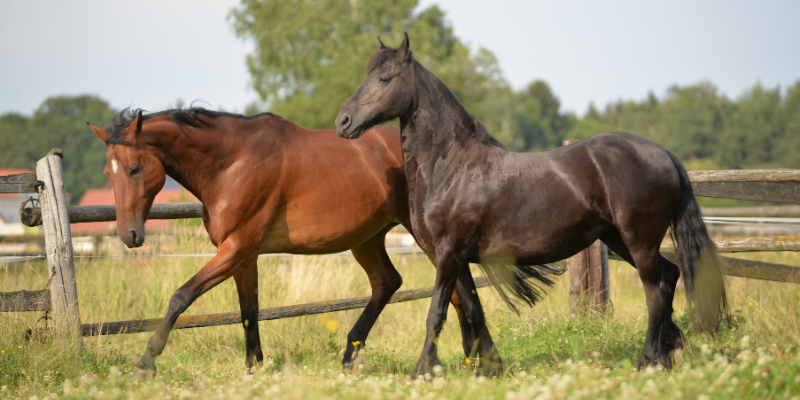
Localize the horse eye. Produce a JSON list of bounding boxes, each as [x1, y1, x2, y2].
[[379, 76, 391, 83], [129, 166, 141, 176]]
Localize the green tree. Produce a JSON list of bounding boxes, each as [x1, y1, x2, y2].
[[0, 95, 117, 203], [714, 83, 783, 168], [510, 80, 570, 151], [775, 81, 800, 168], [229, 0, 512, 137], [0, 113, 32, 168]]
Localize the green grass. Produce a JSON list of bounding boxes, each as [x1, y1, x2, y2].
[[1, 231, 800, 399]]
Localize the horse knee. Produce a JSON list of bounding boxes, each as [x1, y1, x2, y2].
[[167, 288, 194, 315], [385, 273, 402, 294]]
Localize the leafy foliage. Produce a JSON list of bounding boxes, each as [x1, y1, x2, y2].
[[565, 81, 800, 169], [0, 95, 117, 203], [228, 0, 511, 134]]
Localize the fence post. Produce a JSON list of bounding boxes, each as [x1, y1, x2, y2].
[[36, 149, 83, 349], [563, 140, 610, 316]]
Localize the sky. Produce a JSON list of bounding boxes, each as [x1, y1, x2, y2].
[[1, 0, 798, 119]]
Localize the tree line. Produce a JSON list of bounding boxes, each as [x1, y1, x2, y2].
[[0, 0, 797, 203]]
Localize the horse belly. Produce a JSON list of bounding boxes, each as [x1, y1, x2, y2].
[[259, 193, 394, 255]]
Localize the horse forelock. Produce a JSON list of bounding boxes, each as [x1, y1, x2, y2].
[[366, 48, 399, 74]]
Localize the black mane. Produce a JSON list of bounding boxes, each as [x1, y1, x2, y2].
[[105, 107, 280, 145], [413, 60, 506, 150]]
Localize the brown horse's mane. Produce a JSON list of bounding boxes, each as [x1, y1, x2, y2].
[[105, 107, 280, 145]]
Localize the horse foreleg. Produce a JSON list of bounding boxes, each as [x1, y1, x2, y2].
[[342, 232, 402, 373], [135, 239, 257, 376], [423, 251, 480, 361], [414, 246, 463, 376], [233, 260, 263, 372], [452, 266, 503, 376]]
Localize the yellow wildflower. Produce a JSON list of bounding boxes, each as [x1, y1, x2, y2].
[[352, 341, 361, 347]]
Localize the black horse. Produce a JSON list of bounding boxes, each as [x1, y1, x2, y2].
[[336, 33, 727, 374]]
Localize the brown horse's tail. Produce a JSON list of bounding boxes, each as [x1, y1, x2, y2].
[[667, 150, 728, 333], [477, 263, 564, 315]]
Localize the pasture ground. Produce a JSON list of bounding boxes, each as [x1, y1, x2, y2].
[[1, 228, 800, 399]]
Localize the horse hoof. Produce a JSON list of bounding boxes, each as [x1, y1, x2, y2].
[[133, 355, 157, 379], [133, 366, 156, 380], [670, 348, 684, 364], [342, 356, 364, 376]]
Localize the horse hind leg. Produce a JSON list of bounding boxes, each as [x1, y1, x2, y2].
[[658, 256, 685, 361], [233, 260, 264, 371], [342, 230, 403, 374], [603, 228, 683, 369], [629, 246, 682, 370]]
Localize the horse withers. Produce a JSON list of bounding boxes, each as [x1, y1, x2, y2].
[[336, 33, 727, 374], [87, 108, 495, 376]]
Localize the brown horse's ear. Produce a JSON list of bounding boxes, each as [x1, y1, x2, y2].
[[133, 110, 144, 135], [378, 36, 388, 49], [88, 122, 110, 143], [397, 31, 411, 61], [126, 109, 144, 139]]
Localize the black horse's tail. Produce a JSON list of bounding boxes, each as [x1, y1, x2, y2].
[[667, 150, 728, 332], [477, 263, 564, 315]]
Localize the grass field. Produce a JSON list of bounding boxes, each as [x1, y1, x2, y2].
[[1, 229, 800, 399]]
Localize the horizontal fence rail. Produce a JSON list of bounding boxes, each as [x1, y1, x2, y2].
[[660, 236, 800, 253], [0, 172, 38, 194], [700, 205, 800, 217], [608, 254, 800, 284], [0, 290, 50, 312], [82, 274, 510, 336], [21, 203, 203, 226]]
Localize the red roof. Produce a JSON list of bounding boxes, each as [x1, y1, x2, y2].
[[71, 188, 199, 233], [0, 168, 33, 175]]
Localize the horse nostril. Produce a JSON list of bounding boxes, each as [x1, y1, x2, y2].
[[130, 230, 138, 244], [340, 115, 350, 129]]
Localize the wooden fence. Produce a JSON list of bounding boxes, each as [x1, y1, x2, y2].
[[1, 148, 800, 348]]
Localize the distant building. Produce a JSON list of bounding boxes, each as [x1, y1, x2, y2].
[[71, 176, 198, 234]]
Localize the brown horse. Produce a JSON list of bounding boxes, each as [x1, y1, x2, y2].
[[336, 33, 728, 373], [87, 108, 501, 375]]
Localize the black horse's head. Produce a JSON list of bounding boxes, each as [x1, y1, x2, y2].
[[336, 33, 416, 139]]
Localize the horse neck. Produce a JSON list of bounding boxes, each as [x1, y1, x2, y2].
[[399, 65, 487, 173], [139, 119, 233, 201]]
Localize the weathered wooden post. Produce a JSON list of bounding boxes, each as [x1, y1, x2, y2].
[[36, 149, 83, 348], [563, 140, 610, 315]]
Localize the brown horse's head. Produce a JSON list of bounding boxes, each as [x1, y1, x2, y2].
[[88, 110, 166, 248], [336, 33, 415, 139]]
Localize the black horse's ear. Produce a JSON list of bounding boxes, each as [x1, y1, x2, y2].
[[378, 36, 388, 49], [398, 32, 411, 60]]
